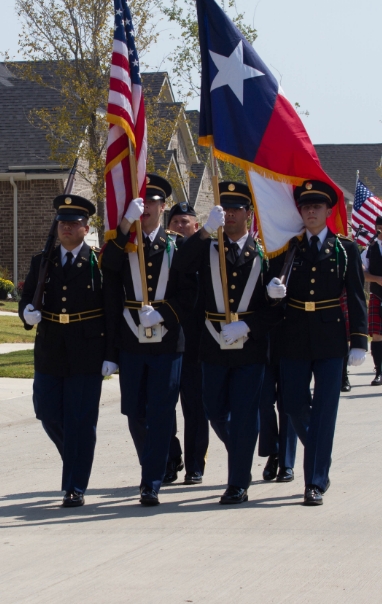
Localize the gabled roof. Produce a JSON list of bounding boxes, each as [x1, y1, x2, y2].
[[315, 144, 382, 201], [141, 72, 175, 101], [189, 163, 206, 207], [0, 61, 67, 173]]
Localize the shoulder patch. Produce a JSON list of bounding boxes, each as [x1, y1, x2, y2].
[[336, 233, 353, 241]]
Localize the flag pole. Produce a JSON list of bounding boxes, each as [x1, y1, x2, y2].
[[128, 138, 152, 336], [209, 146, 231, 324]]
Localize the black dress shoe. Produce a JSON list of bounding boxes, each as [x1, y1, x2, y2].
[[341, 377, 351, 392], [371, 374, 382, 386], [62, 490, 85, 508], [276, 467, 294, 482], [140, 486, 160, 506], [303, 485, 323, 506], [220, 486, 248, 505], [262, 454, 279, 480], [184, 472, 203, 485], [162, 456, 184, 484]]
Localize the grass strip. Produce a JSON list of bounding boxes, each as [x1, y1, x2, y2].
[[0, 316, 36, 343], [0, 301, 19, 313], [0, 349, 35, 378]]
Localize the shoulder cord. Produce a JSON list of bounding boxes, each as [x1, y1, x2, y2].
[[336, 237, 347, 279], [90, 249, 97, 290], [166, 235, 177, 269], [255, 239, 268, 285]]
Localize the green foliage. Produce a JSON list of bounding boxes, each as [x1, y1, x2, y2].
[[0, 278, 14, 294], [159, 0, 257, 102]]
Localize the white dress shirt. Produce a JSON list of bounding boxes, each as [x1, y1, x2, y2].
[[228, 232, 249, 250], [60, 242, 84, 266], [305, 226, 328, 251]]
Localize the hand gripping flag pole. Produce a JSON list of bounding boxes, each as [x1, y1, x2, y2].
[[209, 147, 231, 324]]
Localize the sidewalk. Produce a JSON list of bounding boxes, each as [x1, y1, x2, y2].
[[0, 343, 34, 354], [0, 357, 381, 603]]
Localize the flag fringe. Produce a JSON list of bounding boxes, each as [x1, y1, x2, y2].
[[198, 136, 305, 186], [105, 149, 130, 178], [106, 113, 136, 147], [104, 229, 117, 241]]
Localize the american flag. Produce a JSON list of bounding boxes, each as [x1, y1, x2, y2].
[[352, 179, 382, 245], [104, 0, 147, 237]]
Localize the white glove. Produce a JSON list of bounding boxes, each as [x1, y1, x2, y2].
[[139, 305, 164, 328], [348, 348, 366, 367], [266, 277, 287, 299], [221, 321, 250, 345], [204, 205, 225, 234], [23, 303, 41, 326], [101, 361, 119, 377], [124, 198, 144, 223]]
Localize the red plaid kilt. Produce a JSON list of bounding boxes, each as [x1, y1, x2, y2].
[[368, 293, 382, 335], [340, 292, 350, 341]]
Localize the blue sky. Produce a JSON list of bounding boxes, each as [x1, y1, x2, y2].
[[2, 0, 380, 145]]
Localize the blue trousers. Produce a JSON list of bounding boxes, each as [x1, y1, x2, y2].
[[168, 362, 209, 474], [258, 364, 298, 469], [202, 362, 264, 489], [33, 372, 103, 493], [119, 350, 182, 493], [280, 357, 343, 492]]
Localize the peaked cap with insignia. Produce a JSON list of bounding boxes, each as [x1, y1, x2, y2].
[[53, 194, 96, 221], [145, 173, 172, 201], [294, 180, 338, 208], [219, 181, 252, 209]]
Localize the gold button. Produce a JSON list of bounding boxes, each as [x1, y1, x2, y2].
[[224, 247, 228, 252], [245, 251, 250, 256], [148, 287, 153, 292], [101, 333, 104, 336], [62, 308, 66, 312], [310, 279, 315, 284], [331, 269, 334, 273], [231, 285, 236, 290], [229, 299, 234, 303], [325, 249, 329, 254], [337, 319, 340, 322], [148, 262, 153, 267], [232, 272, 237, 277], [147, 275, 152, 280], [312, 267, 316, 272], [310, 290, 314, 295], [87, 285, 91, 289], [293, 267, 296, 271], [63, 285, 67, 290], [62, 297, 67, 301], [154, 245, 159, 250]]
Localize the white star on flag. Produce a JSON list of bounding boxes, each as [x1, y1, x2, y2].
[[133, 60, 139, 67], [115, 8, 123, 16], [209, 40, 264, 105], [128, 48, 134, 56]]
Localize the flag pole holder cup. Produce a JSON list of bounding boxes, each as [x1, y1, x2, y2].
[[138, 324, 162, 344]]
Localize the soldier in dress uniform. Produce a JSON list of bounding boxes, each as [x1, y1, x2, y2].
[[101, 174, 197, 506], [19, 194, 108, 508], [176, 182, 278, 504], [267, 180, 368, 505], [163, 202, 209, 485], [361, 216, 382, 385]]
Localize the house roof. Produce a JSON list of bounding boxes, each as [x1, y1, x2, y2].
[[314, 144, 382, 201], [0, 61, 67, 173], [189, 163, 206, 207]]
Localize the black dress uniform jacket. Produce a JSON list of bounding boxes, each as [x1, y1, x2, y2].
[[270, 229, 368, 360], [19, 243, 106, 376], [101, 226, 197, 359], [366, 242, 382, 299], [175, 230, 279, 367]]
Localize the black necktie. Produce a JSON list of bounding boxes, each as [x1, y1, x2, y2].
[[310, 235, 319, 261], [63, 251, 73, 278], [230, 242, 240, 264], [144, 236, 151, 260]]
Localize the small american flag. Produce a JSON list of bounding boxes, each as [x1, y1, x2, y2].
[[352, 180, 382, 245], [104, 0, 147, 237]]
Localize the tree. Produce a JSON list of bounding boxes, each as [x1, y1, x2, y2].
[[9, 0, 168, 239]]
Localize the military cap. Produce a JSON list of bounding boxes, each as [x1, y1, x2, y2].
[[375, 215, 382, 225], [53, 194, 96, 221], [167, 201, 196, 225], [145, 174, 172, 201], [294, 180, 338, 208], [218, 181, 252, 209]]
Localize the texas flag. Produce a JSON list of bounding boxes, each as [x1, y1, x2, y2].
[[196, 0, 347, 255]]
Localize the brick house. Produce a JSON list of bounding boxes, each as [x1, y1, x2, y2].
[[0, 64, 215, 283]]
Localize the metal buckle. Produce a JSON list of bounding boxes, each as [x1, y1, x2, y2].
[[305, 302, 315, 312], [230, 312, 239, 323], [59, 313, 70, 324]]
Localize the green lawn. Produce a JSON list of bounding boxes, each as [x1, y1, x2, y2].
[[0, 300, 19, 313], [0, 316, 36, 343], [0, 349, 34, 378]]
